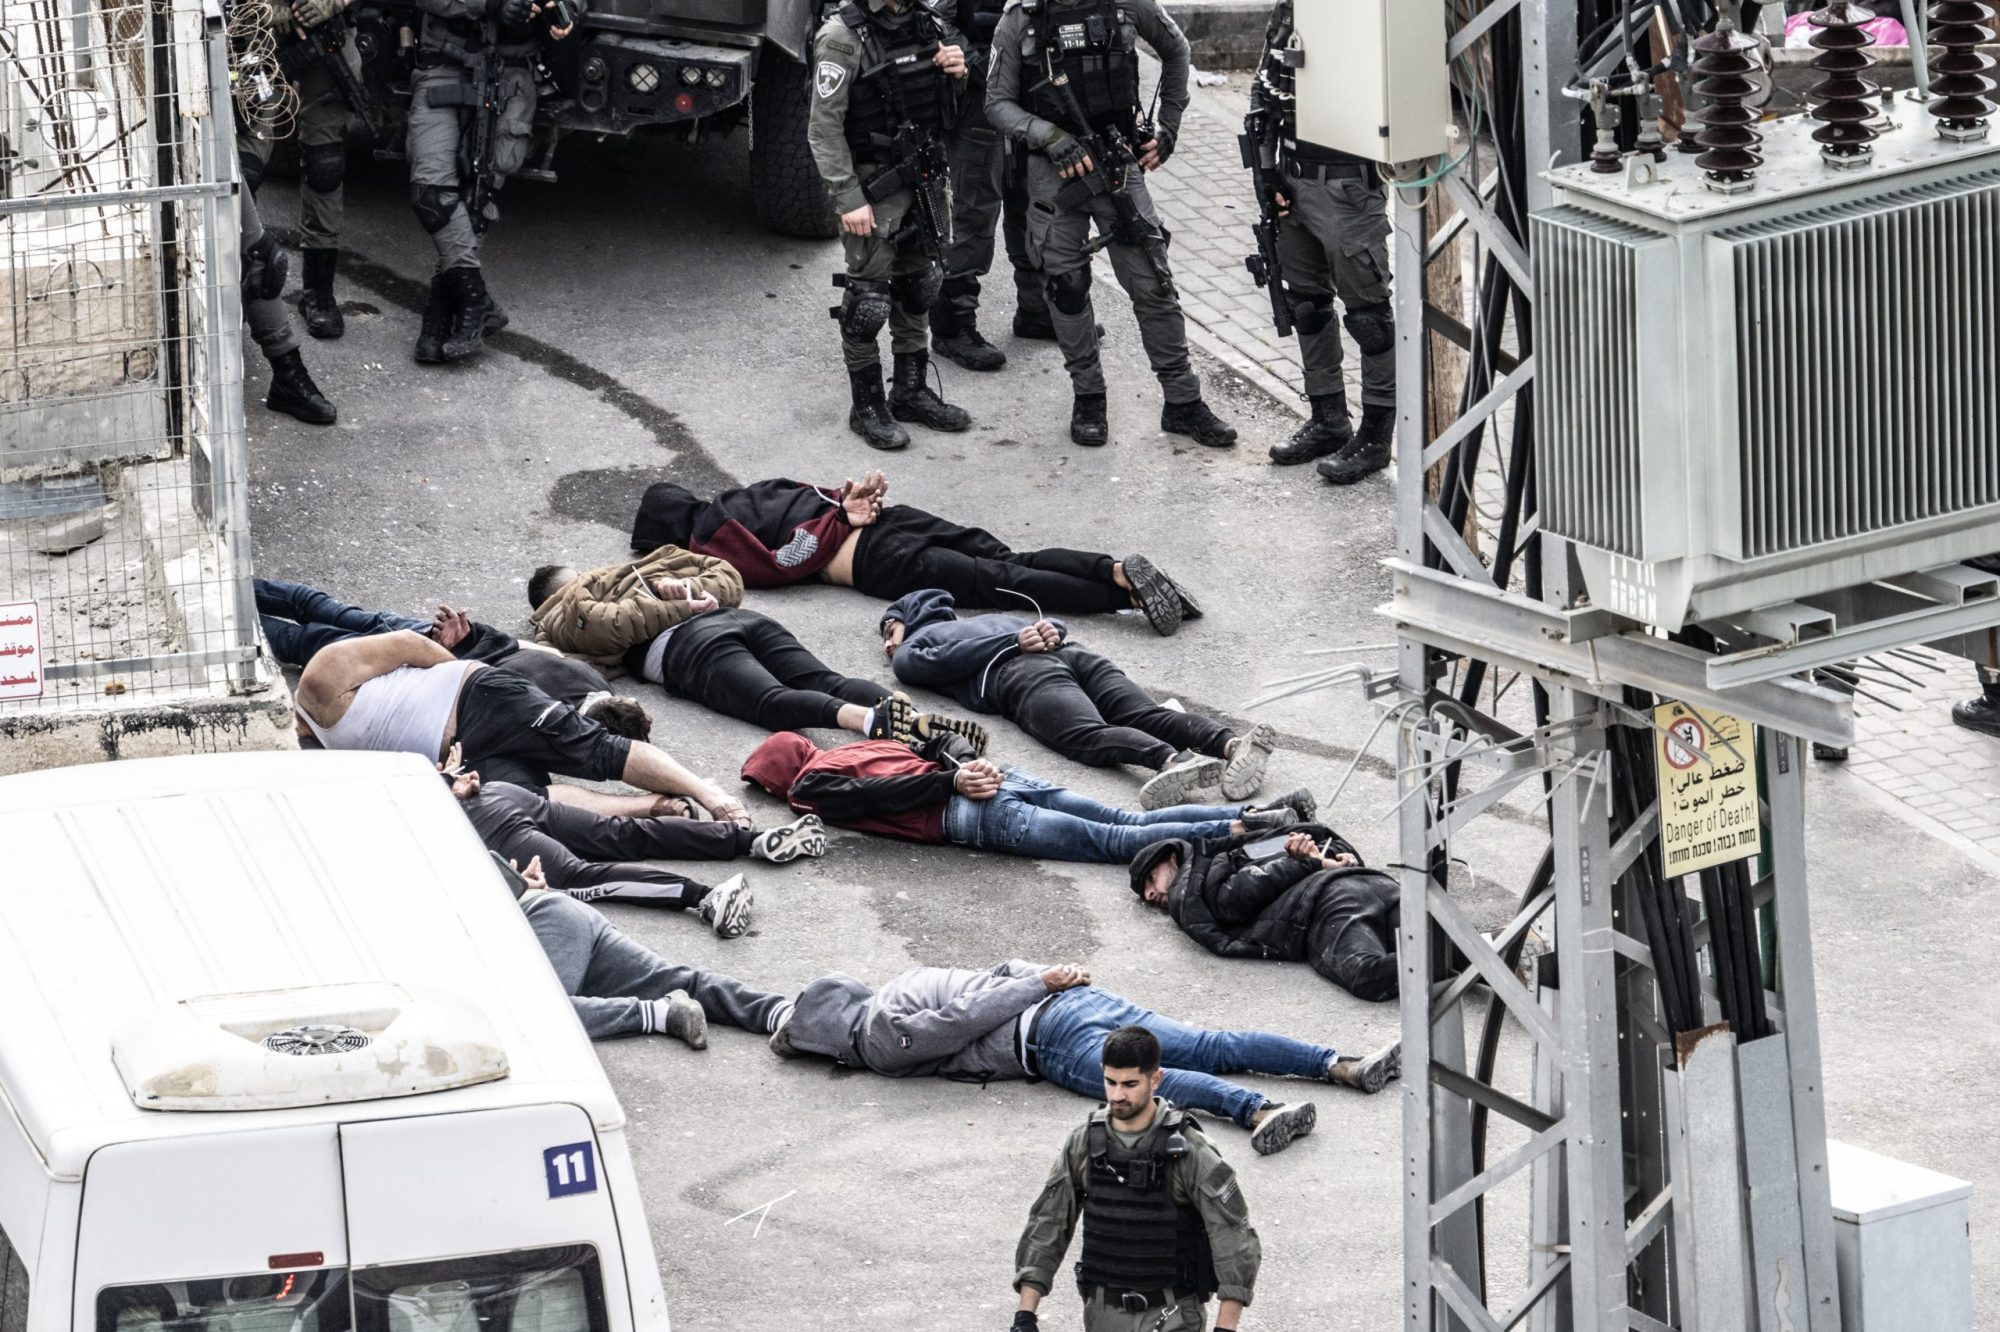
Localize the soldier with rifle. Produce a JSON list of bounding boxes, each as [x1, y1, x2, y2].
[[986, 0, 1236, 450], [405, 0, 577, 364], [1245, 0, 1396, 482], [809, 0, 974, 452], [239, 0, 370, 341]]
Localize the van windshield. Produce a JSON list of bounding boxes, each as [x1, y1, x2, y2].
[[97, 1268, 351, 1332]]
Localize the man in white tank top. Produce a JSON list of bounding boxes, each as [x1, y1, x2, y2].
[[295, 630, 750, 823]]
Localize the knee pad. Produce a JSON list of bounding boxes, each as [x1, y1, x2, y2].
[[238, 146, 267, 195], [410, 183, 462, 235], [1282, 284, 1335, 336], [1344, 301, 1396, 356], [891, 265, 944, 315], [831, 278, 892, 340], [1045, 266, 1092, 317], [302, 142, 346, 196], [240, 231, 288, 301]]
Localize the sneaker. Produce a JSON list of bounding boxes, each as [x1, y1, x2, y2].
[[769, 1013, 801, 1059], [1165, 573, 1204, 621], [695, 874, 754, 939], [1220, 723, 1276, 801], [751, 814, 826, 863], [1248, 1101, 1317, 1156], [1139, 751, 1226, 810], [655, 989, 708, 1050], [1326, 1040, 1401, 1094], [913, 710, 990, 757], [1120, 554, 1184, 637], [867, 692, 924, 747]]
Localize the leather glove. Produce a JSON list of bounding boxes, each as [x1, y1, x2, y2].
[[290, 0, 342, 29], [488, 0, 534, 32], [1010, 1313, 1039, 1332], [1046, 134, 1090, 173]]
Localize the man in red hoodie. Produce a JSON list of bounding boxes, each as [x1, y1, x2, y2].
[[629, 471, 1197, 636], [740, 731, 1316, 865]]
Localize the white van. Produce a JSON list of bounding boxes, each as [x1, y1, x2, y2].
[[0, 751, 669, 1332]]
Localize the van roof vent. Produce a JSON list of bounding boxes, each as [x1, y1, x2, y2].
[[265, 1024, 372, 1057]]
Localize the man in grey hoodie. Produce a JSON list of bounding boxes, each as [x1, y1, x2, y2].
[[879, 589, 1275, 809], [767, 958, 1397, 1156]]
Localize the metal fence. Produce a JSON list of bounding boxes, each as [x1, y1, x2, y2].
[[0, 0, 257, 715]]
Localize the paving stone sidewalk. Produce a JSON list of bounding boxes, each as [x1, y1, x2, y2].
[[1831, 661, 2000, 868]]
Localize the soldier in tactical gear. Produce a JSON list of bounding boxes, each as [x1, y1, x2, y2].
[[238, 0, 363, 340], [406, 0, 576, 364], [240, 188, 338, 425], [986, 0, 1236, 450], [1012, 1025, 1261, 1332], [810, 0, 974, 451], [928, 0, 1049, 372], [1249, 0, 1396, 483]]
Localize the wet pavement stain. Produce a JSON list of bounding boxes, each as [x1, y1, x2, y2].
[[548, 465, 675, 533]]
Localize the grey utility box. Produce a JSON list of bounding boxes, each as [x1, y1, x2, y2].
[[1827, 1139, 1972, 1331]]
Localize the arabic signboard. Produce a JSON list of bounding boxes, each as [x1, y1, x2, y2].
[[0, 600, 45, 701], [1654, 701, 1760, 875]]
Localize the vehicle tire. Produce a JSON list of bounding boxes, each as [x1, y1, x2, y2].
[[750, 52, 839, 239]]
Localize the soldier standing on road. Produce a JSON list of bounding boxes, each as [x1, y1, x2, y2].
[[1010, 1025, 1261, 1332], [927, 0, 1048, 373], [1249, 0, 1395, 483], [405, 0, 575, 364], [240, 0, 363, 341], [985, 0, 1237, 450], [810, 0, 975, 451]]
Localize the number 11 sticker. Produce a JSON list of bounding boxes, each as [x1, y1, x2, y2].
[[544, 1141, 598, 1198]]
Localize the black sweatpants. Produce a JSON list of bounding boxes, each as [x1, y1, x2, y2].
[[990, 648, 1234, 770], [453, 667, 632, 795], [461, 781, 748, 908], [631, 609, 888, 732], [1308, 874, 1401, 1002], [851, 505, 1128, 615]]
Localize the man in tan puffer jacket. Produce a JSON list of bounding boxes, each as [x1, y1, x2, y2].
[[528, 546, 746, 662]]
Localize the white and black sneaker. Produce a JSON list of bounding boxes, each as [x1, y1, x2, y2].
[[1139, 751, 1225, 810], [751, 814, 826, 863], [1220, 723, 1276, 801], [695, 874, 754, 939], [1249, 1101, 1317, 1156]]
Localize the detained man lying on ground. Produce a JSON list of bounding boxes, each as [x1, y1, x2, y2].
[[740, 730, 1317, 865], [506, 855, 792, 1046], [444, 745, 824, 936], [1130, 827, 1401, 1003], [629, 470, 1198, 635], [295, 630, 752, 823], [612, 603, 990, 752], [881, 588, 1277, 809], [765, 959, 1402, 1157], [526, 544, 745, 662]]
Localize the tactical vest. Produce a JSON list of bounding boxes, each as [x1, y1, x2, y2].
[[837, 2, 952, 161], [1073, 1113, 1219, 1299], [1022, 0, 1141, 137], [960, 0, 1007, 48]]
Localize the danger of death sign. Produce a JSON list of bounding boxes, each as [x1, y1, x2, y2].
[[1654, 701, 1761, 876]]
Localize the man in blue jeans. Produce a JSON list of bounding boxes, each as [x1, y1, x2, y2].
[[766, 958, 1400, 1156]]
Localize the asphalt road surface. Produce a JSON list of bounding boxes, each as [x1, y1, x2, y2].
[[248, 127, 2000, 1329]]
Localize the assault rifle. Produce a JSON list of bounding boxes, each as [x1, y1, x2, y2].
[[425, 36, 502, 234], [857, 40, 951, 264], [1038, 65, 1175, 300], [275, 13, 378, 138], [1238, 105, 1291, 337]]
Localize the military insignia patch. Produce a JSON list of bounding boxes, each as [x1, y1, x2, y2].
[[816, 61, 848, 98]]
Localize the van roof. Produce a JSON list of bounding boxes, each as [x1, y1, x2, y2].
[[0, 751, 626, 1180]]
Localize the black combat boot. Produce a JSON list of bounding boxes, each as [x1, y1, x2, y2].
[[1269, 392, 1352, 465], [934, 325, 1007, 372], [888, 352, 972, 432], [1161, 397, 1238, 448], [848, 365, 911, 451], [1070, 392, 1109, 447], [440, 266, 496, 362], [1013, 307, 1058, 340], [264, 349, 337, 425], [298, 248, 344, 340], [414, 273, 453, 365], [1318, 402, 1394, 484], [1952, 682, 2000, 737]]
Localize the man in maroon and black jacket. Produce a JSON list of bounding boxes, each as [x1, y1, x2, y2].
[[630, 470, 1198, 637]]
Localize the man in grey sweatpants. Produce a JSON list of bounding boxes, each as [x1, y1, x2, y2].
[[521, 888, 792, 1044]]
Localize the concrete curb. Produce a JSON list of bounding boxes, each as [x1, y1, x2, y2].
[[1163, 0, 1269, 72]]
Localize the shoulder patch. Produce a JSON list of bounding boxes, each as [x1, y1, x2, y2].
[[817, 60, 850, 99]]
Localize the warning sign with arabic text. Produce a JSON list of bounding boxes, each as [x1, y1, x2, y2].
[[1654, 701, 1760, 875], [0, 600, 45, 701]]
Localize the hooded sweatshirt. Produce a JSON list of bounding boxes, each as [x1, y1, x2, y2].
[[785, 962, 1051, 1080], [740, 732, 961, 843], [631, 479, 854, 588], [882, 589, 1071, 713]]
